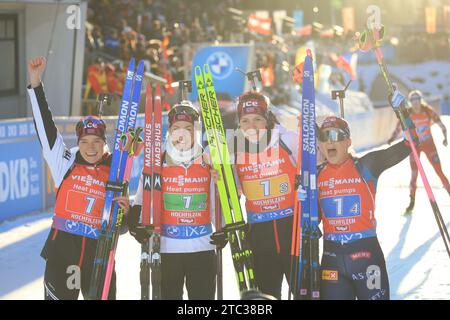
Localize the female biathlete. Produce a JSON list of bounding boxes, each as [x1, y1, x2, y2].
[[317, 116, 415, 300], [212, 91, 299, 299], [388, 90, 449, 214], [27, 57, 130, 300], [128, 101, 219, 300]]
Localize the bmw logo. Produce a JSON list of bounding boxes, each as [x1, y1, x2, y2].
[[167, 226, 180, 237], [66, 220, 79, 232], [206, 51, 233, 80]]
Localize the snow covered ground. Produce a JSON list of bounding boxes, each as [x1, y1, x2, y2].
[[1, 117, 449, 300]]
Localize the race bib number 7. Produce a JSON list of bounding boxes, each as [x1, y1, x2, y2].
[[65, 190, 104, 217], [164, 193, 207, 211]]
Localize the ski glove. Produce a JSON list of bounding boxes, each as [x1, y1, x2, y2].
[[128, 205, 151, 244], [210, 231, 229, 250], [389, 89, 406, 109]]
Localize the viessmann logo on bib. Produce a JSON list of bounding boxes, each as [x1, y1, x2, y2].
[[206, 51, 233, 80]]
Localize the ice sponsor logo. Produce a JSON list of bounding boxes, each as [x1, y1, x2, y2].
[[85, 122, 99, 129], [242, 100, 262, 110], [206, 52, 234, 80]]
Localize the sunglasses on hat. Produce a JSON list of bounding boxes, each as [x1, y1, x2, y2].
[[318, 128, 349, 142]]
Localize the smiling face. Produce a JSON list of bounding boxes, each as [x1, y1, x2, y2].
[[169, 120, 195, 151], [318, 128, 352, 165], [78, 135, 106, 164], [239, 113, 268, 143]]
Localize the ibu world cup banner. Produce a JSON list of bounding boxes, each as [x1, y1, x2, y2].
[[190, 45, 251, 101]]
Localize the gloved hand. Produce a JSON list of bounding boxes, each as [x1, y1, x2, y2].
[[388, 88, 406, 109], [210, 230, 229, 250], [443, 138, 448, 147], [127, 205, 151, 244], [129, 226, 151, 245]]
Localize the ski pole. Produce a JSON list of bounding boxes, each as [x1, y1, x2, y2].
[[215, 189, 223, 300]]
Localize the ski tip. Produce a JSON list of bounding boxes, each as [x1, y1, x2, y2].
[[203, 64, 211, 73], [155, 83, 162, 95], [137, 59, 145, 71], [146, 81, 152, 92], [194, 65, 202, 76]]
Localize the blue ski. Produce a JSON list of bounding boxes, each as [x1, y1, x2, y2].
[[298, 51, 320, 300], [88, 58, 145, 300]]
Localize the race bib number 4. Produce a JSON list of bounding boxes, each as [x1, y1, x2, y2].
[[242, 174, 291, 201]]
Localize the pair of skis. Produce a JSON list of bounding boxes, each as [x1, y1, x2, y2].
[[289, 51, 321, 300], [358, 25, 450, 259], [194, 64, 256, 294], [140, 83, 163, 300], [88, 58, 145, 300]]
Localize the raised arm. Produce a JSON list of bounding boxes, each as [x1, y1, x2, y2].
[[360, 140, 411, 179], [27, 57, 76, 187]]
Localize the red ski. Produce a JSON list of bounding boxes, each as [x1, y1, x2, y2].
[[140, 83, 163, 300]]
